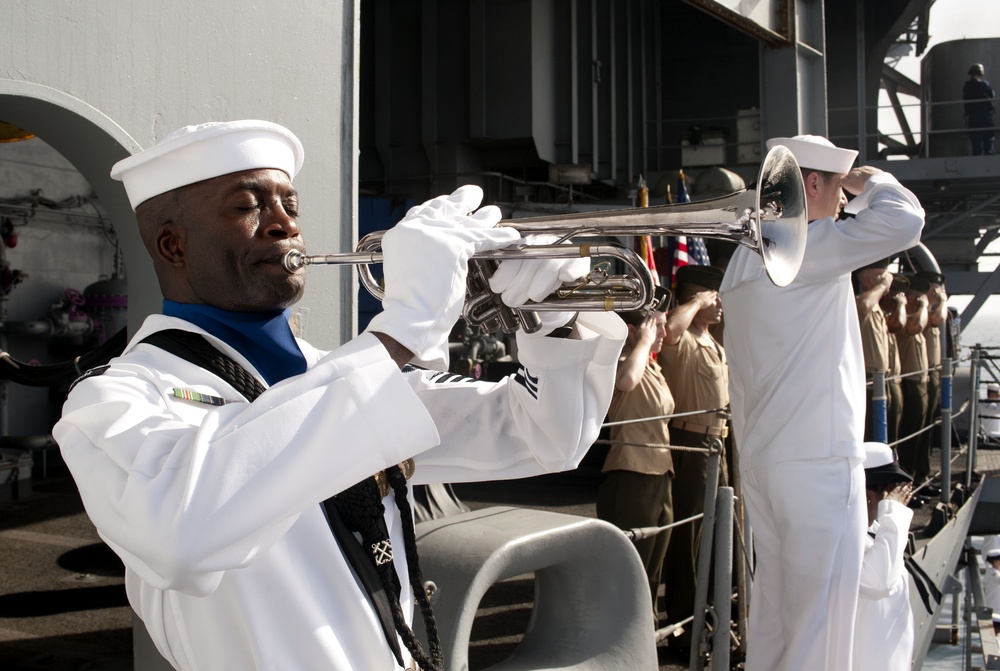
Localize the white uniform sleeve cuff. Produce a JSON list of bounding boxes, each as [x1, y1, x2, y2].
[[844, 172, 903, 215], [513, 312, 626, 369]]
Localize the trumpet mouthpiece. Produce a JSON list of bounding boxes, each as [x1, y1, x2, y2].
[[281, 249, 307, 272]]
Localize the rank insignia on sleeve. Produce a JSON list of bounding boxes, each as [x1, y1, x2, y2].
[[514, 367, 539, 399], [427, 371, 477, 385], [171, 388, 233, 406]]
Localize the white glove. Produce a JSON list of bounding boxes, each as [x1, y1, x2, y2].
[[488, 234, 590, 336], [367, 185, 518, 369]]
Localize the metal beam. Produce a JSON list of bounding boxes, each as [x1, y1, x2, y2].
[[977, 228, 1000, 257], [880, 61, 920, 98], [924, 192, 1000, 241], [884, 82, 917, 149], [857, 0, 866, 162], [960, 265, 1000, 329], [760, 0, 828, 140]]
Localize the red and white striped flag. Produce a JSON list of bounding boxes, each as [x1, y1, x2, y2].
[[670, 235, 689, 290], [635, 175, 659, 286]]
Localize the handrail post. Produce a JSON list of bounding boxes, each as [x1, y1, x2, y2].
[[873, 371, 888, 443], [940, 357, 952, 505], [969, 348, 981, 491], [689, 440, 722, 671], [711, 486, 734, 671], [730, 457, 749, 656]]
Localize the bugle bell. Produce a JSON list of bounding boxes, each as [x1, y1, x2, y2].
[[282, 144, 807, 334]]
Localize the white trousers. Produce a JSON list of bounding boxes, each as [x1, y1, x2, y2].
[[741, 456, 866, 671]]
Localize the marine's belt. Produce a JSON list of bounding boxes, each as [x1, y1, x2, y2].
[[670, 419, 729, 438]]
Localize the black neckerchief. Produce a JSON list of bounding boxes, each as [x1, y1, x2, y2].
[[865, 528, 942, 615]]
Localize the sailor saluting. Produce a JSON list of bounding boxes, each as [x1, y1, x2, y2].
[[53, 120, 625, 671], [720, 134, 924, 671]]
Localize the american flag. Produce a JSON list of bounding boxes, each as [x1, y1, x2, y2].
[[669, 236, 689, 290], [658, 170, 711, 288], [687, 237, 711, 266]]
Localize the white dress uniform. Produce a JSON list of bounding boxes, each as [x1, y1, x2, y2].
[[721, 171, 924, 671], [853, 499, 914, 671], [54, 312, 625, 671], [982, 394, 1000, 440], [983, 546, 1000, 618]]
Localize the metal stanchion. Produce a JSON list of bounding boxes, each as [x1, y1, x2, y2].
[[729, 448, 748, 656], [689, 440, 722, 671], [742, 514, 752, 652], [711, 486, 735, 671], [965, 541, 974, 671], [969, 348, 981, 491], [873, 371, 888, 443], [941, 357, 952, 505]]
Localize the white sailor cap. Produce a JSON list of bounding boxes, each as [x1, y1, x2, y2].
[[863, 442, 894, 469], [111, 120, 304, 210], [988, 548, 1000, 560], [988, 383, 1000, 394], [863, 441, 913, 486], [765, 135, 858, 175]]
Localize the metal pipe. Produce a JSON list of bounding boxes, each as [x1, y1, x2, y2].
[[0, 239, 7, 437], [965, 542, 973, 671], [730, 447, 749, 655], [873, 370, 888, 443], [711, 486, 734, 671], [969, 348, 981, 491], [855, 0, 866, 163], [689, 440, 722, 671], [941, 357, 953, 505]]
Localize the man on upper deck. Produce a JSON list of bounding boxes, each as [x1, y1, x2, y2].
[[719, 134, 925, 671]]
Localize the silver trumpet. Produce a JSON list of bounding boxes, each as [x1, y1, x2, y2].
[[282, 145, 807, 334]]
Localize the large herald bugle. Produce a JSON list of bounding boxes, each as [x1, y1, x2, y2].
[[282, 145, 807, 334]]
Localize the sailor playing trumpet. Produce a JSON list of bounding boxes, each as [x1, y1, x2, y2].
[[54, 119, 626, 671]]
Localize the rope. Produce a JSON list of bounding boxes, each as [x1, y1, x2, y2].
[[602, 406, 729, 429], [594, 439, 714, 453], [889, 416, 943, 450], [387, 467, 444, 671], [866, 361, 945, 387], [330, 478, 402, 596], [623, 512, 706, 541], [911, 444, 969, 498], [331, 472, 443, 671]]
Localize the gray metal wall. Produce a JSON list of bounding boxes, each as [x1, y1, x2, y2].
[[359, 0, 763, 205], [1, 0, 359, 349]]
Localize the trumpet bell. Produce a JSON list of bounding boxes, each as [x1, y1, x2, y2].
[[755, 144, 807, 287], [505, 144, 807, 288]]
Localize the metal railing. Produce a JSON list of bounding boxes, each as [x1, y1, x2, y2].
[[596, 408, 742, 670], [866, 344, 1000, 670], [831, 96, 998, 160], [586, 341, 1000, 669], [645, 96, 996, 169]]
